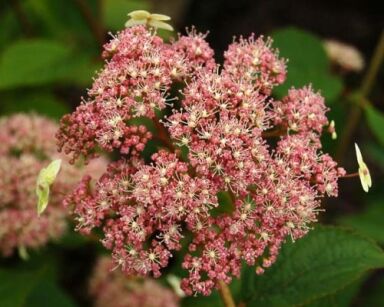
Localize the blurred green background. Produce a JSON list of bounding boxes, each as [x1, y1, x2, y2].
[[0, 0, 384, 306]]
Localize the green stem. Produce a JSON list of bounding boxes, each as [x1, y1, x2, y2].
[[336, 30, 384, 162]]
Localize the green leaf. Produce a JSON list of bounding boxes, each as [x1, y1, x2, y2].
[[272, 27, 343, 103], [0, 262, 76, 307], [36, 159, 62, 215], [358, 274, 384, 306], [0, 268, 45, 307], [0, 92, 69, 119], [339, 202, 384, 243], [39, 159, 62, 185], [59, 55, 102, 87], [36, 183, 50, 216], [365, 104, 384, 147], [0, 40, 71, 90], [303, 276, 364, 307], [103, 0, 150, 31], [0, 8, 22, 50], [241, 226, 384, 307], [22, 0, 98, 50], [26, 280, 77, 307]]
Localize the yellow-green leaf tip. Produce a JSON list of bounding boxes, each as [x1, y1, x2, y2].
[[36, 159, 62, 215]]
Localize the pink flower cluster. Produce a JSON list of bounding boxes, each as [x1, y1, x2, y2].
[[0, 114, 106, 256], [89, 256, 179, 307], [58, 25, 345, 295]]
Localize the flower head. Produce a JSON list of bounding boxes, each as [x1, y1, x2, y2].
[[355, 143, 372, 192], [0, 114, 107, 257], [126, 10, 173, 31], [58, 24, 346, 296]]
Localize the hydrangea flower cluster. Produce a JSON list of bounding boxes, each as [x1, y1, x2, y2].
[[58, 24, 345, 295], [89, 256, 179, 307], [0, 114, 105, 257]]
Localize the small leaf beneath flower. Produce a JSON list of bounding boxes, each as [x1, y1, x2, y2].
[[18, 245, 29, 261], [41, 159, 62, 185], [36, 159, 62, 215], [36, 182, 50, 216]]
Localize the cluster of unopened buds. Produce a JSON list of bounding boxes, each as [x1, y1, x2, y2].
[[57, 11, 371, 296], [0, 114, 106, 257]]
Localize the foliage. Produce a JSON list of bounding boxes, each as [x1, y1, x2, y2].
[[240, 227, 384, 306]]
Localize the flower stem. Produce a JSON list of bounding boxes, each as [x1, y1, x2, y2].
[[341, 172, 359, 178], [218, 280, 236, 307], [336, 30, 384, 162]]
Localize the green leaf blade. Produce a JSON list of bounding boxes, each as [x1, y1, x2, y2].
[[339, 202, 384, 243], [241, 226, 384, 307], [0, 39, 71, 90], [0, 268, 45, 307]]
